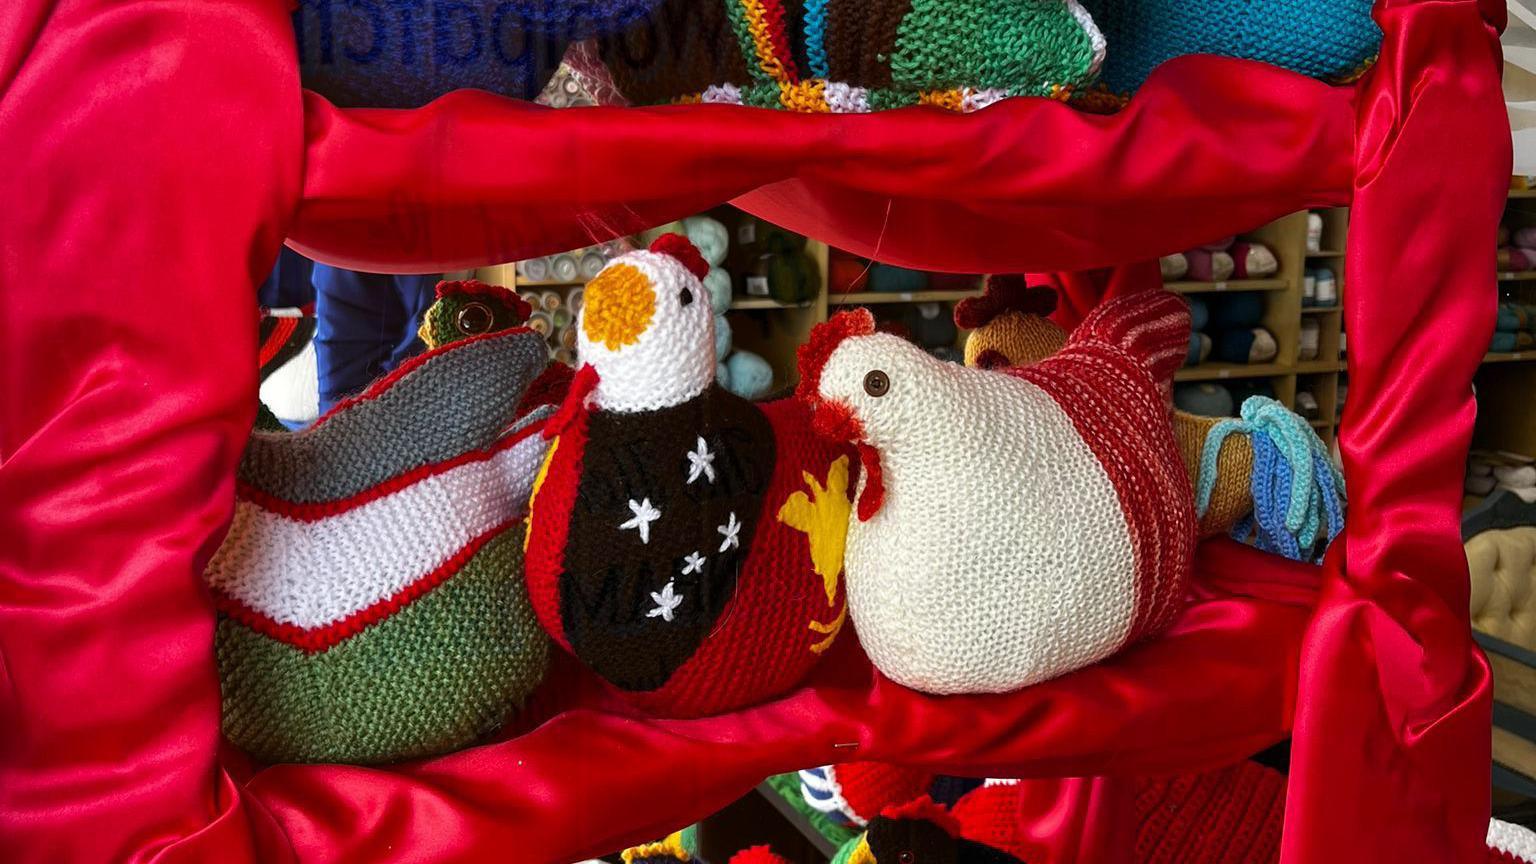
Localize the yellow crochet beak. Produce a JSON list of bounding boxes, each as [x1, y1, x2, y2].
[[846, 835, 875, 864], [583, 262, 655, 350]]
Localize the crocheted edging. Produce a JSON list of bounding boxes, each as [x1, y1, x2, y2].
[[681, 79, 1031, 113], [799, 767, 864, 827], [1490, 819, 1536, 863]]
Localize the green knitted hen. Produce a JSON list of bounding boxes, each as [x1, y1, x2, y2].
[[209, 328, 555, 765], [418, 279, 533, 350], [597, 0, 1104, 112]]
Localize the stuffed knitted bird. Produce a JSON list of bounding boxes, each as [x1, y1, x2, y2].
[[843, 797, 1029, 864], [418, 279, 532, 350], [525, 234, 853, 717], [800, 762, 938, 830], [797, 290, 1195, 695]]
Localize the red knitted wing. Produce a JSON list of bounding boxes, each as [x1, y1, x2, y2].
[[1066, 291, 1190, 386]]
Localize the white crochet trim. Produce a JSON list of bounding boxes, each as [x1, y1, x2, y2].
[[821, 334, 1137, 694], [700, 83, 743, 105], [961, 88, 1010, 113], [823, 82, 870, 114], [1065, 0, 1107, 80], [982, 778, 1021, 787], [1489, 818, 1536, 862], [206, 431, 548, 629], [798, 767, 865, 827]]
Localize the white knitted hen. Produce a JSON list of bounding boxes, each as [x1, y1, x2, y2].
[[796, 291, 1196, 694]]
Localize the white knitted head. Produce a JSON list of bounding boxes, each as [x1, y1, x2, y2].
[[812, 332, 953, 453], [577, 240, 714, 413]]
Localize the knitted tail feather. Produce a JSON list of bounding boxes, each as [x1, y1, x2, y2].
[[1065, 290, 1191, 387]]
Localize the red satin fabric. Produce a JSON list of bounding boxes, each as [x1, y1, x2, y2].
[[0, 1, 1503, 863]]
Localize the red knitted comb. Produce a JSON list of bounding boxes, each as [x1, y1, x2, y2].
[[796, 308, 876, 406], [648, 232, 710, 280], [728, 846, 794, 864], [433, 279, 533, 322], [953, 275, 1058, 329], [879, 795, 962, 838]]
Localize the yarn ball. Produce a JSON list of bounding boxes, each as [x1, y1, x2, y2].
[[717, 361, 732, 391], [797, 292, 1195, 694], [294, 1, 568, 108], [725, 350, 775, 400], [703, 267, 733, 313], [1160, 253, 1190, 281], [1174, 382, 1236, 417], [1497, 303, 1525, 333], [1213, 327, 1278, 364], [905, 302, 959, 349], [829, 252, 872, 293], [1185, 296, 1210, 331], [1299, 318, 1321, 361], [1081, 0, 1381, 94], [1492, 331, 1518, 353], [714, 313, 733, 360], [1185, 331, 1213, 366], [1313, 269, 1338, 304], [1185, 249, 1234, 282], [1231, 242, 1279, 278], [1516, 227, 1536, 249], [868, 263, 930, 294], [684, 215, 730, 267], [1295, 390, 1320, 419], [211, 330, 555, 764], [1206, 293, 1266, 330], [1228, 379, 1277, 407]]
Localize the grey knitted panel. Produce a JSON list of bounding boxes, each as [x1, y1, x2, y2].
[[240, 330, 550, 503]]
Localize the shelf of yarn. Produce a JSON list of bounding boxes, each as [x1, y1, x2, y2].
[[1485, 352, 1536, 364], [827, 289, 984, 306], [1300, 305, 1341, 315], [1295, 359, 1347, 374], [731, 297, 813, 311], [1470, 183, 1536, 461], [1163, 279, 1286, 294], [1498, 272, 1536, 282], [1174, 362, 1292, 382]]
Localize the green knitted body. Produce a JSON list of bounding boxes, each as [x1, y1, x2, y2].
[[888, 0, 1102, 97], [764, 772, 862, 848], [217, 526, 547, 765]]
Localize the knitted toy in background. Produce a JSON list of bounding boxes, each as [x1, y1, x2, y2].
[[841, 797, 1032, 864], [1079, 0, 1381, 97], [624, 830, 795, 864], [798, 292, 1196, 694], [525, 235, 853, 717], [257, 307, 319, 429], [800, 763, 939, 830], [956, 280, 1253, 539], [417, 279, 533, 350], [596, 0, 1105, 112], [209, 329, 555, 764]]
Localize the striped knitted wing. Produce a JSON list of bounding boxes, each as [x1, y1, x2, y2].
[[1065, 290, 1190, 389]]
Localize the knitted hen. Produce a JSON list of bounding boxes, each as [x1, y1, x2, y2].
[[797, 291, 1195, 694], [525, 234, 853, 717]]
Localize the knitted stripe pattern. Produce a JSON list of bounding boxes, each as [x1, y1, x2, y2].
[[210, 329, 554, 764], [766, 771, 862, 848], [601, 0, 1102, 112], [1489, 820, 1536, 864], [1134, 762, 1286, 864], [799, 762, 936, 828], [1079, 0, 1380, 96], [801, 291, 1192, 694]]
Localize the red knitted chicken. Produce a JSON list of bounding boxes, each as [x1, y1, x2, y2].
[[525, 234, 853, 717], [796, 290, 1196, 694]]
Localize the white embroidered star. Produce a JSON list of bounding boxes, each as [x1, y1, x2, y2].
[[647, 580, 684, 622], [619, 498, 661, 544], [717, 511, 741, 553], [685, 436, 716, 484], [681, 551, 706, 576]]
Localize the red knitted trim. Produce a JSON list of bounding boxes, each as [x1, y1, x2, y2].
[[236, 420, 544, 522], [523, 406, 591, 653], [1071, 291, 1190, 385], [758, 0, 800, 82], [257, 316, 299, 370], [212, 520, 515, 653], [880, 796, 962, 837], [546, 363, 600, 439], [796, 308, 875, 406], [837, 763, 935, 824], [953, 277, 1057, 329], [517, 362, 575, 419], [648, 233, 710, 280], [311, 328, 532, 429]]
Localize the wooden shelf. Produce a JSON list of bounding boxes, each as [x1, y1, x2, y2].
[[1306, 250, 1345, 258], [1497, 272, 1536, 282], [1163, 278, 1287, 294], [1296, 359, 1346, 374], [517, 278, 587, 287], [1485, 352, 1536, 364], [1509, 188, 1536, 199], [730, 297, 811, 310], [1301, 306, 1341, 314], [827, 290, 981, 306], [1309, 418, 1333, 429], [1175, 362, 1292, 382]]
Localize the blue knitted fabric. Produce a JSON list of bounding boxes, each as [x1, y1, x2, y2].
[[1079, 0, 1381, 95], [295, 0, 613, 107], [1197, 397, 1345, 563]]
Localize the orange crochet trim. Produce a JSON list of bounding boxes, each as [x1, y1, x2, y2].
[[779, 79, 830, 112], [918, 88, 966, 112]]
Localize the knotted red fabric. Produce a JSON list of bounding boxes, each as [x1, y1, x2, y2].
[[0, 1, 1505, 862]]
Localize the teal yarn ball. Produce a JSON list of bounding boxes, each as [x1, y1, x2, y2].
[[725, 350, 774, 400]]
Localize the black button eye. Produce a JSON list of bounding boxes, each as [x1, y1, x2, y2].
[[456, 301, 494, 335], [678, 287, 694, 307], [899, 852, 915, 864], [863, 370, 890, 397]]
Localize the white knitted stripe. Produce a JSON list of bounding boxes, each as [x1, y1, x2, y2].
[[1490, 818, 1536, 862], [206, 432, 548, 629], [1066, 0, 1107, 79], [798, 767, 864, 827]]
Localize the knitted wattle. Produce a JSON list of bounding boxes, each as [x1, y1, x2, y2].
[[211, 329, 554, 764], [1080, 0, 1381, 96], [600, 0, 1103, 112], [800, 291, 1195, 694]]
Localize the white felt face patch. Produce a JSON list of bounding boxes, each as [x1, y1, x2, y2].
[[578, 249, 715, 413]]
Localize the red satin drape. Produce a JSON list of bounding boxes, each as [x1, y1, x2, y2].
[[0, 0, 1504, 862]]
